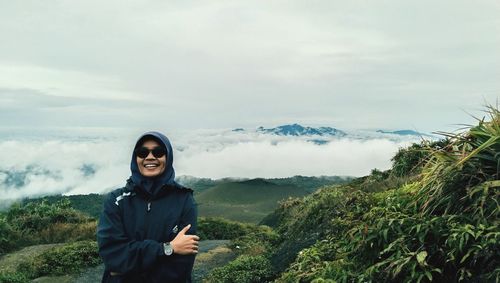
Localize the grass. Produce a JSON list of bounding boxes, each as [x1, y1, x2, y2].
[[0, 244, 65, 273], [196, 179, 312, 223]]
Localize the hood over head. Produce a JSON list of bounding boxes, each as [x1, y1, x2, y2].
[[130, 131, 183, 196]]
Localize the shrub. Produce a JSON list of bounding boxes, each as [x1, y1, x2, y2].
[[277, 238, 352, 283], [206, 255, 273, 283], [2, 199, 94, 249], [231, 225, 278, 256], [391, 139, 449, 177], [0, 272, 28, 283], [0, 216, 20, 254], [270, 186, 375, 273], [6, 199, 87, 233], [17, 240, 101, 278], [36, 221, 97, 244], [197, 217, 251, 240]]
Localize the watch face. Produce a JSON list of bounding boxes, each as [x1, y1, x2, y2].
[[164, 243, 173, 256]]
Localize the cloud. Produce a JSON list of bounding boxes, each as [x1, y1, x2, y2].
[[175, 138, 409, 179], [0, 139, 131, 199], [0, 129, 416, 200]]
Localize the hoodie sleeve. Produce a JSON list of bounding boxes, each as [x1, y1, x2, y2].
[[175, 192, 198, 280], [97, 192, 164, 274]]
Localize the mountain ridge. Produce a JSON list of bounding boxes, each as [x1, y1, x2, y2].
[[232, 123, 432, 139]]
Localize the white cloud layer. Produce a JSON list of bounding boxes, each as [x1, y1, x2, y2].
[[0, 130, 415, 201]]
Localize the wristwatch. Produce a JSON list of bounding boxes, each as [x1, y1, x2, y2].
[[163, 242, 174, 256]]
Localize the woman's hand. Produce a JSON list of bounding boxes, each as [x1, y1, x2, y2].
[[170, 224, 200, 255]]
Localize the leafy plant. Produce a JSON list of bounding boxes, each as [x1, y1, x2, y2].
[[198, 217, 252, 240], [205, 255, 274, 283], [17, 241, 101, 278], [0, 216, 20, 254], [6, 199, 88, 233], [0, 271, 28, 283], [1, 199, 95, 249]]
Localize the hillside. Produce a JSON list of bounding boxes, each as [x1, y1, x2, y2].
[[196, 178, 313, 223], [18, 176, 349, 222], [206, 107, 500, 282], [0, 200, 271, 282]]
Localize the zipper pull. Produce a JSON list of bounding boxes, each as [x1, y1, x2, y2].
[[147, 202, 151, 212]]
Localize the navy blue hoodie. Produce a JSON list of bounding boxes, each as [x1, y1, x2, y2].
[[97, 132, 197, 283]]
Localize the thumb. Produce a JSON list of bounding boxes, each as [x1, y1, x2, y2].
[[179, 224, 191, 235]]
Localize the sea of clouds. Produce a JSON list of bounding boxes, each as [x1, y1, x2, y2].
[[0, 128, 420, 203]]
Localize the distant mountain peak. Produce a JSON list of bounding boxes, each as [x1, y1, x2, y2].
[[256, 124, 346, 137]]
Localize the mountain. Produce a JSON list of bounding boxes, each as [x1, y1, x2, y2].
[[16, 175, 350, 222], [232, 124, 432, 141], [256, 124, 346, 137]]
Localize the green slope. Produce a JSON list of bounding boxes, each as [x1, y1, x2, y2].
[[13, 176, 350, 223], [196, 178, 311, 223]]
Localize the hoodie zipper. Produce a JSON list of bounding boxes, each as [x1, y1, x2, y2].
[[144, 200, 152, 237]]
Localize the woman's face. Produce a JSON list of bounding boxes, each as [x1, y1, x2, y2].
[[136, 139, 167, 177]]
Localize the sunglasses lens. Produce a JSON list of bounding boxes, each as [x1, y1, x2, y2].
[[152, 147, 166, 158], [136, 147, 150, 158], [135, 147, 166, 159]]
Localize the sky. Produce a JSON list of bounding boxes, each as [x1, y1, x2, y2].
[[0, 0, 499, 133], [0, 1, 499, 199]]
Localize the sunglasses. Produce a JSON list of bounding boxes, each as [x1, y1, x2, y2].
[[135, 146, 167, 159]]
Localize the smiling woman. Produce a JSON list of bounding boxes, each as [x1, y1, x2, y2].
[[97, 131, 199, 283]]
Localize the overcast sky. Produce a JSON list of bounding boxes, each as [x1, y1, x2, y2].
[[0, 0, 499, 133]]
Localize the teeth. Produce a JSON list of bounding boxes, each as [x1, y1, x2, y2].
[[145, 164, 158, 168]]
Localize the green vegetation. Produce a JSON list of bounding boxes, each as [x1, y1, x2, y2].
[[0, 271, 28, 283], [205, 255, 274, 283], [0, 200, 96, 255], [266, 176, 351, 190], [270, 111, 499, 283], [203, 219, 278, 282], [20, 194, 105, 219], [0, 241, 101, 283], [198, 217, 260, 240], [0, 175, 344, 282], [391, 140, 445, 177], [209, 106, 500, 282], [16, 176, 349, 223], [17, 241, 100, 278], [0, 200, 99, 282], [196, 179, 315, 223]]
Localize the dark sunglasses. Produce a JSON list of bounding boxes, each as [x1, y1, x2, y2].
[[135, 146, 167, 159]]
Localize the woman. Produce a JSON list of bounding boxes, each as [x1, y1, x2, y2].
[[97, 131, 199, 283]]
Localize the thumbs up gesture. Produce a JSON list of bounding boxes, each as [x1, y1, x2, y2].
[[170, 224, 200, 255]]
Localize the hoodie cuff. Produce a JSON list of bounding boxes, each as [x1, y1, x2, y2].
[[157, 242, 166, 256]]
